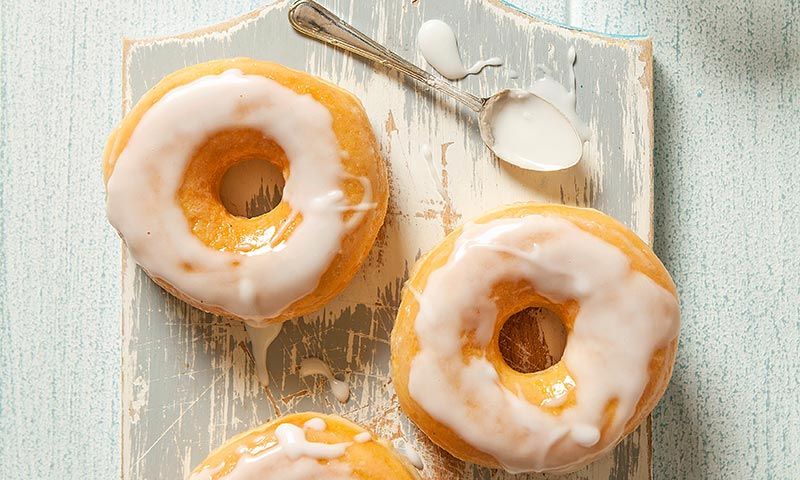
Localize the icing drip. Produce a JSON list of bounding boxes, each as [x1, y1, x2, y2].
[[353, 432, 372, 444], [340, 174, 377, 230], [245, 323, 283, 386], [189, 420, 352, 480], [406, 216, 679, 472], [276, 423, 351, 460], [482, 47, 590, 171], [394, 441, 424, 470], [299, 358, 350, 403], [417, 20, 502, 80], [106, 69, 372, 321], [303, 417, 327, 431]]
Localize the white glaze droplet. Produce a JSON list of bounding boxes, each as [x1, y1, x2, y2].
[[482, 47, 590, 171], [353, 432, 372, 443], [106, 70, 373, 322], [303, 417, 327, 431], [394, 441, 424, 470], [465, 57, 504, 76], [406, 215, 680, 472], [299, 358, 350, 403], [276, 423, 352, 460], [570, 424, 600, 447], [417, 20, 502, 80], [245, 323, 283, 386]]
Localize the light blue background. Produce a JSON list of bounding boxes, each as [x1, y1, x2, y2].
[[0, 0, 797, 478]]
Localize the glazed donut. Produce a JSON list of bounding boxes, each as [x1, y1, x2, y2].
[[104, 59, 387, 324], [189, 412, 420, 479], [390, 204, 680, 473]]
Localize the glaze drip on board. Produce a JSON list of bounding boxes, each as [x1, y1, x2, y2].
[[106, 69, 371, 323], [299, 358, 350, 403], [394, 441, 424, 470], [245, 323, 283, 386], [406, 215, 679, 473], [417, 20, 502, 80]]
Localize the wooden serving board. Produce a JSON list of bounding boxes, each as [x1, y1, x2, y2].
[[119, 1, 654, 478]]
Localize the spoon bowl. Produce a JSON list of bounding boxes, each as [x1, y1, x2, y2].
[[479, 88, 584, 171]]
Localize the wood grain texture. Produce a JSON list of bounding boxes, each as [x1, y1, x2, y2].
[[0, 1, 797, 480], [119, 1, 653, 479]]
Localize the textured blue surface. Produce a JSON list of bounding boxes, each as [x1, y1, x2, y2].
[[0, 0, 798, 478]]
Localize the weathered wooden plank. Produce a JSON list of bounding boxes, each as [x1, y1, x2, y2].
[[119, 1, 656, 479], [118, 2, 656, 479]]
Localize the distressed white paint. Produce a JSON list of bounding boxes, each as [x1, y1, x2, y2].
[[0, 1, 797, 480]]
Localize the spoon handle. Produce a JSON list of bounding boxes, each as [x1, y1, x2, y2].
[[288, 0, 485, 112]]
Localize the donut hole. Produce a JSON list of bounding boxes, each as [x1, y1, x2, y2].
[[498, 307, 567, 374], [179, 129, 293, 252], [219, 157, 285, 218]]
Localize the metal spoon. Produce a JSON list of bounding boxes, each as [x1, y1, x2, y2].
[[288, 0, 582, 171]]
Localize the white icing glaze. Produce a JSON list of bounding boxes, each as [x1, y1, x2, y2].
[[303, 417, 327, 431], [195, 455, 352, 480], [394, 441, 424, 470], [353, 432, 372, 444], [299, 358, 350, 403], [569, 424, 601, 448], [406, 215, 679, 473], [417, 20, 502, 80], [106, 69, 370, 323], [189, 420, 352, 480], [245, 323, 283, 386], [276, 423, 352, 460], [482, 47, 589, 171]]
